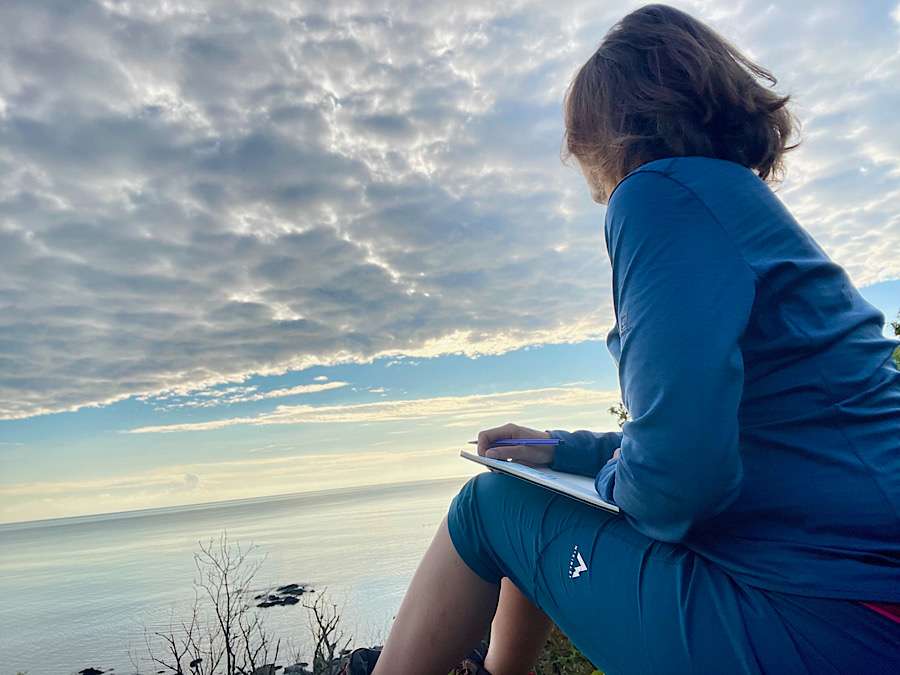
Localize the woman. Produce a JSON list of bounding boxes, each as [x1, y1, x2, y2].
[[347, 4, 900, 674]]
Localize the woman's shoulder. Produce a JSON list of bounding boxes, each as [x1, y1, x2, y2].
[[606, 156, 747, 222], [610, 155, 762, 204], [607, 156, 791, 242]]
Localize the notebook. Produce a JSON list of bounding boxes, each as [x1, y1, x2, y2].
[[459, 449, 620, 514]]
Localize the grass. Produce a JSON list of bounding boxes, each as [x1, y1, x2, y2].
[[531, 623, 603, 675]]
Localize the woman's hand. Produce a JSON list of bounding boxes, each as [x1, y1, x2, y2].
[[476, 422, 554, 467]]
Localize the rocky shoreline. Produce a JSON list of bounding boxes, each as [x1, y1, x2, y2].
[[77, 661, 356, 675], [73, 581, 365, 675]]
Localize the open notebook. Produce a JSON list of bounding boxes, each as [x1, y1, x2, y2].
[[460, 449, 620, 515]]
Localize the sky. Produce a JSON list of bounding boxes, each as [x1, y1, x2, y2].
[[1, 0, 899, 524]]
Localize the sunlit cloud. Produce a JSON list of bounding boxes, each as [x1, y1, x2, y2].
[[127, 385, 620, 433], [145, 380, 350, 410], [2, 0, 896, 421]]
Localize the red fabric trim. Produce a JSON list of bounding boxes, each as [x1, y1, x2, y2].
[[861, 601, 900, 624]]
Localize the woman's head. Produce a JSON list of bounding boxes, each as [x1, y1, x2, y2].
[[562, 3, 799, 204]]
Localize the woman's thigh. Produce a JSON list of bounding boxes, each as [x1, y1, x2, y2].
[[446, 471, 899, 675]]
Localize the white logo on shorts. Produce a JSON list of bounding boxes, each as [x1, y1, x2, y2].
[[568, 544, 588, 579]]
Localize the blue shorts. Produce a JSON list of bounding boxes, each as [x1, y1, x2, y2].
[[447, 471, 900, 675]]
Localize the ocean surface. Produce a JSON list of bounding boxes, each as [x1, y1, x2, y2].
[[0, 475, 473, 675]]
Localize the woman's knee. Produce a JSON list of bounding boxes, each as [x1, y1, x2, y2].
[[448, 471, 557, 573], [446, 473, 516, 585], [464, 469, 538, 503], [449, 472, 507, 535], [450, 471, 531, 528]]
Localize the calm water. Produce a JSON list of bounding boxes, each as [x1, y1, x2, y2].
[[0, 475, 472, 675]]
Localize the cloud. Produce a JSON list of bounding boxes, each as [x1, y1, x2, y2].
[[1, 0, 898, 420], [385, 358, 420, 367], [127, 384, 620, 433], [144, 380, 350, 409], [178, 473, 200, 491]]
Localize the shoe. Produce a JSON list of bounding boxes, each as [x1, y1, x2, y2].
[[338, 645, 382, 675], [451, 639, 493, 675], [337, 639, 503, 675]]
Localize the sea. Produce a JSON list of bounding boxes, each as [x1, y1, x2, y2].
[[0, 475, 473, 675]]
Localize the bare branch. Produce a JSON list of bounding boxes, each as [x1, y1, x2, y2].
[[140, 531, 278, 675]]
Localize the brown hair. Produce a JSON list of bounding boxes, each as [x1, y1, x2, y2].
[[562, 3, 800, 190]]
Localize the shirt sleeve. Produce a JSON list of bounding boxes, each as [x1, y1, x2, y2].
[[601, 170, 756, 543], [544, 428, 623, 477]]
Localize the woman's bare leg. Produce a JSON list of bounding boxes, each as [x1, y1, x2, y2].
[[372, 513, 501, 675], [484, 577, 553, 675]]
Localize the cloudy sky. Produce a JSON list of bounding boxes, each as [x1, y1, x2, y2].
[[1, 0, 899, 524]]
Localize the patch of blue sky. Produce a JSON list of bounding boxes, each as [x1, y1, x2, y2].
[[859, 279, 900, 333]]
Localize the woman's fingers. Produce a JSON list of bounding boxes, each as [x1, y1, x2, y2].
[[485, 443, 528, 460], [476, 422, 521, 457], [485, 442, 554, 467], [475, 422, 553, 465]]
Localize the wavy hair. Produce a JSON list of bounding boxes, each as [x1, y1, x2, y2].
[[562, 3, 800, 189]]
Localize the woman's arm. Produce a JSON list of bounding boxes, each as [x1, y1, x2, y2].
[[598, 170, 757, 543], [544, 428, 623, 477]]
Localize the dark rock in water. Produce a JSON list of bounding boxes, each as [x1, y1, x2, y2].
[[79, 669, 105, 675], [283, 664, 311, 675], [259, 595, 296, 607], [255, 582, 314, 608], [250, 665, 281, 675]]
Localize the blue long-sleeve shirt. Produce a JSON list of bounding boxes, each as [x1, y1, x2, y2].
[[546, 156, 900, 602]]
